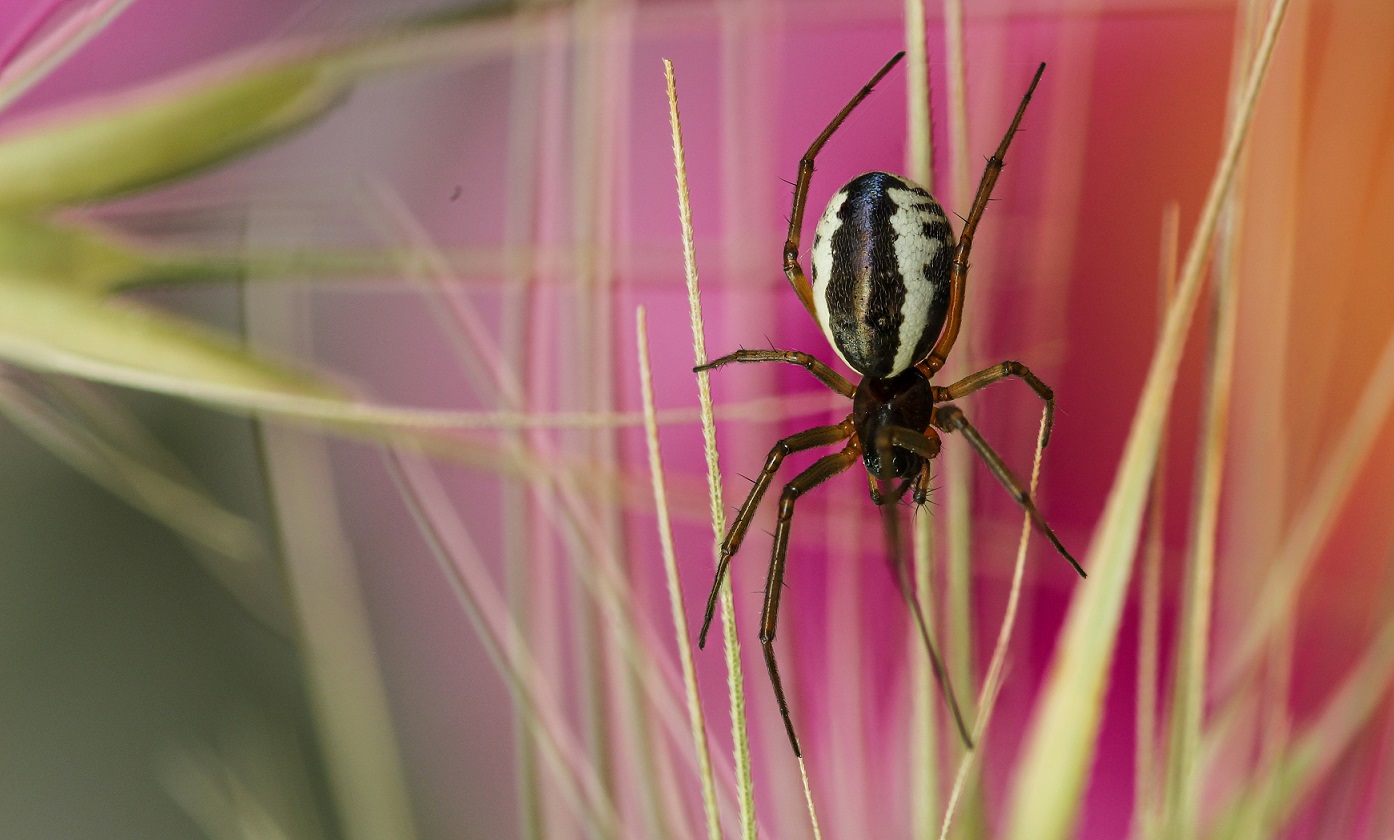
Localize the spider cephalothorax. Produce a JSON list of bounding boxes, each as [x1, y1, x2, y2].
[[695, 53, 1085, 757], [852, 369, 934, 481]]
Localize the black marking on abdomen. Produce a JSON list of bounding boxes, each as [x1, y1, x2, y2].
[[825, 173, 911, 378]]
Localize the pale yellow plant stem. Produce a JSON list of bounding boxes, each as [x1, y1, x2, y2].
[[910, 511, 942, 839], [904, 0, 932, 190], [1166, 131, 1246, 840], [0, 0, 139, 111], [665, 57, 759, 840], [385, 451, 626, 839], [905, 8, 940, 831], [368, 185, 708, 811], [1165, 5, 1262, 827], [942, 0, 970, 211], [798, 757, 824, 840], [261, 429, 420, 840], [938, 1, 980, 802], [636, 307, 722, 840], [1133, 202, 1179, 840], [939, 407, 1048, 840], [1220, 305, 1394, 693], [1004, 0, 1291, 835]]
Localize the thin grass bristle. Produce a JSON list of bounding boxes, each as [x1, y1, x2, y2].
[[635, 306, 722, 840], [663, 57, 758, 840]]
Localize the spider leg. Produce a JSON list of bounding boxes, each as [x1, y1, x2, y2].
[[698, 419, 854, 648], [871, 424, 974, 747], [763, 442, 860, 756], [913, 462, 933, 506], [931, 360, 1056, 446], [933, 403, 1085, 577], [697, 349, 855, 398], [784, 52, 905, 321], [923, 63, 1046, 375], [873, 425, 943, 479]]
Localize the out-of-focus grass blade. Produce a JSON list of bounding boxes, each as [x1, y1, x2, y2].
[[0, 215, 157, 291], [160, 716, 327, 840], [0, 269, 650, 475], [112, 245, 419, 292], [1002, 1, 1289, 836], [0, 376, 262, 563], [259, 427, 419, 840], [5, 373, 295, 633], [0, 52, 351, 211], [0, 2, 541, 211], [0, 278, 523, 433], [1211, 617, 1394, 839], [0, 276, 344, 409], [0, 274, 523, 435], [0, 0, 140, 113], [0, 213, 436, 294], [1218, 316, 1394, 694]]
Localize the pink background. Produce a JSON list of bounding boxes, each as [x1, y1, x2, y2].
[[3, 0, 1390, 837]]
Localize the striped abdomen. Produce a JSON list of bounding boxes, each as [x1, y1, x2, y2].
[[810, 172, 954, 379]]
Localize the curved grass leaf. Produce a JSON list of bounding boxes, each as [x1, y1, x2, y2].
[[0, 374, 263, 562], [0, 215, 157, 291], [0, 213, 431, 293], [0, 276, 344, 408], [0, 2, 540, 211], [0, 55, 348, 211], [1211, 618, 1394, 839]]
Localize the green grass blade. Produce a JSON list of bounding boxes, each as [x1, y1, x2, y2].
[[0, 273, 678, 466], [1002, 1, 1290, 835], [0, 4, 542, 211], [1212, 617, 1394, 839], [0, 376, 262, 563], [258, 427, 420, 840], [0, 53, 349, 210], [0, 215, 159, 290], [0, 213, 494, 294], [0, 277, 343, 407]]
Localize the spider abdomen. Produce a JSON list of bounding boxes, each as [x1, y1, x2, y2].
[[810, 172, 954, 379]]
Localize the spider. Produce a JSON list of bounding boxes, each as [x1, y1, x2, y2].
[[695, 52, 1086, 757]]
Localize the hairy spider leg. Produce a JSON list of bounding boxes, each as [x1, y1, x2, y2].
[[933, 360, 1057, 446], [763, 442, 862, 756], [912, 461, 934, 505], [922, 62, 1047, 375], [697, 419, 855, 649], [783, 52, 906, 322], [697, 349, 856, 397], [933, 404, 1085, 578]]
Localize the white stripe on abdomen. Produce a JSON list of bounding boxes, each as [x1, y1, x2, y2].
[[886, 186, 945, 375]]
